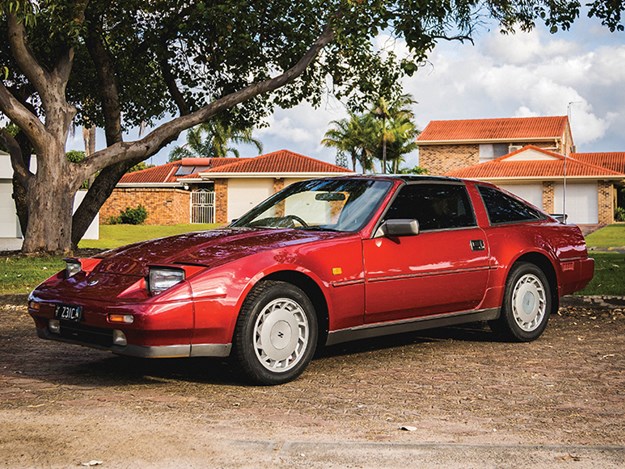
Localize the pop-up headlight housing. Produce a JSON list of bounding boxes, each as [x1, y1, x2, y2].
[[65, 259, 82, 278], [148, 267, 185, 295]]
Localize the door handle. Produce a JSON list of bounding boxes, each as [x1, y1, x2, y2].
[[470, 239, 485, 251]]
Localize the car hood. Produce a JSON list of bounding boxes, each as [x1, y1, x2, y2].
[[93, 228, 345, 277]]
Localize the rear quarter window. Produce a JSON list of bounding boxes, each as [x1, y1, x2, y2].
[[478, 185, 545, 225]]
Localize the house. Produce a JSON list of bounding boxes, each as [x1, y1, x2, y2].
[[446, 145, 624, 224], [417, 116, 574, 174], [101, 149, 352, 225], [0, 151, 99, 250], [416, 116, 625, 225]]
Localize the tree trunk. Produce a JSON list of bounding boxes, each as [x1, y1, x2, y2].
[[21, 146, 77, 254], [71, 157, 143, 247]]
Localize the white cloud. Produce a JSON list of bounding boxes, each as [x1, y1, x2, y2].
[[400, 25, 624, 152]]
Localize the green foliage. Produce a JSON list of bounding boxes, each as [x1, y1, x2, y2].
[[615, 207, 625, 222], [65, 150, 85, 163], [398, 165, 428, 175], [127, 161, 154, 173], [4, 1, 621, 131], [169, 121, 263, 161], [108, 205, 148, 225], [322, 93, 420, 173]]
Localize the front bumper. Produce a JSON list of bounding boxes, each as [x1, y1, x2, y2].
[[35, 322, 231, 358]]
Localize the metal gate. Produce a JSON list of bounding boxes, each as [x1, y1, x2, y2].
[[190, 189, 215, 223]]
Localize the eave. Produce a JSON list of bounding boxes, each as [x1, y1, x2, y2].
[[416, 137, 561, 146]]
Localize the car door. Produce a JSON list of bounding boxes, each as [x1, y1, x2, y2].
[[363, 182, 491, 324]]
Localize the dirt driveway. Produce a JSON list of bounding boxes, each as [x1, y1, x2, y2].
[[1, 296, 624, 468]]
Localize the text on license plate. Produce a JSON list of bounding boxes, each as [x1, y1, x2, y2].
[[55, 304, 83, 321]]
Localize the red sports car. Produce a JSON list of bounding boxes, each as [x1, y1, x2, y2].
[[29, 176, 594, 384]]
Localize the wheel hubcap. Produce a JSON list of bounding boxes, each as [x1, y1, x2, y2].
[[254, 298, 309, 372], [511, 273, 547, 332]]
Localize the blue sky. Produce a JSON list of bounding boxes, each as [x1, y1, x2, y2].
[[68, 16, 625, 170]]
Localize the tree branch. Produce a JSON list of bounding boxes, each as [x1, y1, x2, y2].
[[54, 0, 89, 84], [85, 19, 123, 145], [0, 128, 32, 185], [0, 82, 48, 152], [78, 24, 335, 177], [6, 13, 51, 103], [158, 45, 190, 116]]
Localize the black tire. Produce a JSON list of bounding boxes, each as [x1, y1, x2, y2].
[[234, 280, 318, 385], [489, 262, 552, 342]]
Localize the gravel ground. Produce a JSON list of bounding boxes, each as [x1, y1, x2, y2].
[[0, 296, 623, 468]]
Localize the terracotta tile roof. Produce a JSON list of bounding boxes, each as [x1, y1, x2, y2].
[[119, 158, 244, 184], [418, 116, 569, 142], [120, 162, 179, 184], [446, 145, 624, 179], [119, 151, 350, 184], [571, 152, 625, 174], [201, 149, 351, 174]]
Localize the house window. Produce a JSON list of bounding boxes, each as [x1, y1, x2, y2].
[[479, 144, 510, 162]]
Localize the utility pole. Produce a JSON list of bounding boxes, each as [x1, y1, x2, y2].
[[565, 101, 582, 223]]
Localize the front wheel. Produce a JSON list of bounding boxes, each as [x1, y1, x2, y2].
[[489, 262, 552, 342], [234, 280, 318, 385]]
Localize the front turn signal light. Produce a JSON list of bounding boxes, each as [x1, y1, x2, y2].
[[108, 314, 134, 324]]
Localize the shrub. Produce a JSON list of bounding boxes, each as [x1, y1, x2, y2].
[[615, 207, 625, 222], [109, 205, 148, 225]]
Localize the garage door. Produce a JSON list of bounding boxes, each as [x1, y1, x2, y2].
[[497, 184, 543, 210], [227, 179, 273, 222], [554, 183, 598, 224], [0, 181, 19, 237]]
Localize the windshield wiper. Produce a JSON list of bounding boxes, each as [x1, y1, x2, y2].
[[301, 226, 340, 232]]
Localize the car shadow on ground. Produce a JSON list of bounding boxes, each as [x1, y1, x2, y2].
[[2, 321, 504, 389], [318, 321, 500, 358]]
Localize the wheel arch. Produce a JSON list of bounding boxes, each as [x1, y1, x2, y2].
[[258, 270, 330, 350], [511, 252, 559, 315]]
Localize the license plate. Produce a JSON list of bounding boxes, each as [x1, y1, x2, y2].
[[55, 304, 83, 322]]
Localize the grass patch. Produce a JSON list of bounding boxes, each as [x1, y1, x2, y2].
[[0, 255, 64, 295], [1, 224, 221, 295], [78, 223, 220, 249], [577, 252, 625, 296], [585, 224, 625, 249], [2, 223, 623, 297]]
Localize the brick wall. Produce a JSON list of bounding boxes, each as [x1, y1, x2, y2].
[[101, 188, 190, 225], [214, 179, 228, 224], [419, 144, 479, 175], [598, 181, 614, 224], [542, 182, 555, 213], [419, 140, 563, 176]]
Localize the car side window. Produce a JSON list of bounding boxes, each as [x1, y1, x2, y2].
[[478, 185, 545, 224], [384, 183, 476, 231]]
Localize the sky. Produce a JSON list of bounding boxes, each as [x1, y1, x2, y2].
[[65, 15, 625, 170]]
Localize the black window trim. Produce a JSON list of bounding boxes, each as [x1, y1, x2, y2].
[[371, 180, 479, 238], [476, 184, 547, 227]]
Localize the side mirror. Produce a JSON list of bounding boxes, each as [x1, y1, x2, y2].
[[375, 219, 419, 238]]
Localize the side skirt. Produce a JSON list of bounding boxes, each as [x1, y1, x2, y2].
[[325, 308, 500, 346]]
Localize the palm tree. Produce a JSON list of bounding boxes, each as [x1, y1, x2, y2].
[[169, 121, 263, 161], [322, 113, 376, 172], [372, 94, 418, 173], [322, 93, 420, 174]]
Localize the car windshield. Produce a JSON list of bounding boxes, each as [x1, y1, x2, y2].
[[231, 179, 392, 232]]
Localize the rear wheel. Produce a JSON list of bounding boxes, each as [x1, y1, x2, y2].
[[489, 262, 552, 342], [234, 280, 318, 385]]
